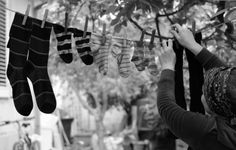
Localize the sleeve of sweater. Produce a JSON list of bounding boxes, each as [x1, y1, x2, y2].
[[157, 70, 214, 144], [195, 48, 228, 70]]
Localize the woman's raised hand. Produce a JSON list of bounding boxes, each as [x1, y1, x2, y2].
[[158, 40, 176, 71], [170, 24, 203, 55]]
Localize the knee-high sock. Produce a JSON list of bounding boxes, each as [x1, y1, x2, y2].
[[131, 41, 145, 71], [91, 34, 111, 75], [53, 24, 73, 64], [173, 41, 186, 109], [186, 32, 204, 114], [25, 19, 56, 113], [6, 13, 33, 116], [73, 29, 93, 65]]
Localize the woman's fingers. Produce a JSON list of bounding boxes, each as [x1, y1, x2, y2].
[[172, 23, 182, 31], [170, 30, 180, 39]]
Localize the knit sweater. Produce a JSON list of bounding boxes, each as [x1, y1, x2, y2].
[[157, 48, 236, 150]]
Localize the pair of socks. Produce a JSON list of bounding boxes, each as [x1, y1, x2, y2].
[[131, 41, 158, 76], [91, 34, 112, 75], [53, 25, 93, 65], [173, 32, 204, 113], [7, 13, 56, 116], [111, 38, 132, 78]]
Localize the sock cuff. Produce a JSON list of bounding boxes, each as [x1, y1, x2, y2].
[[9, 13, 32, 42], [31, 19, 52, 40]]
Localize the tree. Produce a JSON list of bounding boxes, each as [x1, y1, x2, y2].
[[34, 0, 236, 149]]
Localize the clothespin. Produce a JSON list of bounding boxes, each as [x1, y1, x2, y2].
[[139, 30, 145, 43], [22, 4, 30, 25], [83, 16, 89, 39], [64, 10, 69, 33], [150, 30, 156, 46], [102, 23, 106, 45], [149, 29, 156, 49], [41, 9, 48, 28]]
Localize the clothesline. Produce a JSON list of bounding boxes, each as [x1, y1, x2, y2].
[[3, 6, 173, 45]]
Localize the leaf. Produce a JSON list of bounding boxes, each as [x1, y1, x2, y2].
[[133, 13, 141, 20], [114, 23, 122, 33], [122, 19, 128, 27], [106, 5, 118, 14], [111, 17, 121, 26]]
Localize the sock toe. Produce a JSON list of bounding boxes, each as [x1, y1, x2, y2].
[[37, 94, 56, 113], [81, 55, 93, 65], [60, 54, 73, 63], [14, 95, 33, 116]]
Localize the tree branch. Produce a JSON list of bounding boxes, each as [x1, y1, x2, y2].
[[157, 1, 197, 17], [163, 9, 174, 24], [155, 13, 162, 43], [71, 1, 87, 25], [128, 18, 173, 40]]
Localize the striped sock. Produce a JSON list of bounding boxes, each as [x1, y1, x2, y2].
[[91, 34, 111, 75], [142, 43, 150, 68], [131, 41, 145, 71], [74, 29, 93, 65], [112, 38, 132, 78], [53, 24, 73, 64], [25, 19, 56, 113], [6, 13, 33, 116], [147, 44, 159, 76]]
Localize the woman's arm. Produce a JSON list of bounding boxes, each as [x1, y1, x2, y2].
[[157, 70, 214, 144], [195, 48, 227, 71]]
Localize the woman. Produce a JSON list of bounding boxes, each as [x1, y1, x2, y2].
[[157, 24, 236, 150]]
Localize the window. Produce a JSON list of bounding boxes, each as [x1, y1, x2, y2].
[[0, 0, 5, 87]]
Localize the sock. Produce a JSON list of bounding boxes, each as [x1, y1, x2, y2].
[[91, 34, 111, 75], [25, 19, 56, 113], [131, 41, 145, 71], [6, 13, 33, 116], [173, 40, 186, 109], [147, 44, 158, 76], [73, 29, 93, 65], [53, 24, 73, 63], [142, 42, 151, 69], [112, 38, 132, 78], [186, 32, 204, 114]]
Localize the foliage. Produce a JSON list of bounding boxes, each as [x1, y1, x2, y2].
[[36, 0, 236, 114]]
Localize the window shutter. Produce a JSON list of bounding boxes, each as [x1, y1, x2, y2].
[[0, 0, 5, 87]]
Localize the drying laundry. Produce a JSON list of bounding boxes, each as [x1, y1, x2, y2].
[[131, 41, 146, 71], [6, 13, 33, 116], [73, 28, 93, 65], [147, 43, 159, 76], [53, 24, 74, 64], [111, 38, 132, 78], [25, 19, 56, 114], [91, 34, 112, 75]]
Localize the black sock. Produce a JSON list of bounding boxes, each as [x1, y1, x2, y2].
[[73, 29, 93, 65], [25, 19, 56, 113], [53, 24, 73, 63], [173, 41, 186, 109], [6, 13, 33, 116], [186, 32, 205, 114]]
